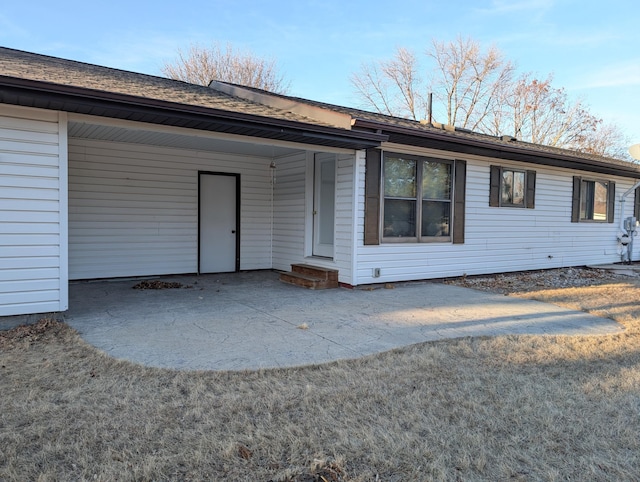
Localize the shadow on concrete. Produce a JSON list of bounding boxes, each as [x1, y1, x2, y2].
[[2, 270, 623, 371]]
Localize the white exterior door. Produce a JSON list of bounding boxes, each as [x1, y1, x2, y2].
[[313, 153, 336, 258], [199, 173, 238, 273]]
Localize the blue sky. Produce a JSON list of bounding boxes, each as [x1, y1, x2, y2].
[[2, 0, 640, 150]]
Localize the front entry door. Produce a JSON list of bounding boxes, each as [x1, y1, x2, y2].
[[199, 173, 238, 273], [313, 153, 336, 258]]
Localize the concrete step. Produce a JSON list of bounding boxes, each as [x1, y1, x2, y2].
[[279, 264, 339, 289], [291, 264, 338, 283]]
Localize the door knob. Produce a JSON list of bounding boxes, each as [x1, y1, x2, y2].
[[231, 230, 236, 234]]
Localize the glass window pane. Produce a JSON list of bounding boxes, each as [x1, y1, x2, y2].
[[580, 180, 595, 219], [421, 201, 450, 237], [318, 160, 335, 244], [422, 161, 451, 200], [501, 170, 513, 204], [513, 171, 525, 205], [593, 181, 608, 220], [500, 170, 525, 206], [383, 199, 416, 237], [384, 157, 416, 198]]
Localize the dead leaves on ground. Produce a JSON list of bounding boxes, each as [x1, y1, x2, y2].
[[237, 444, 253, 460], [132, 280, 185, 290], [0, 317, 65, 350], [445, 267, 624, 294]]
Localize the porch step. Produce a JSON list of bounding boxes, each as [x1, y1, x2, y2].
[[279, 264, 339, 290]]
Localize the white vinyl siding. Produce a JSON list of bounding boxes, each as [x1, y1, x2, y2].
[[271, 151, 307, 271], [0, 106, 67, 316], [271, 151, 358, 285], [355, 149, 640, 285], [332, 153, 357, 283], [68, 138, 273, 279]]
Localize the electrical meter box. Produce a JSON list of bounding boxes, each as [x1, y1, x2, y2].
[[624, 217, 638, 233]]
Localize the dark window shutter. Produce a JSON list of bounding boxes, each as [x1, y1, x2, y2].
[[607, 181, 616, 223], [526, 170, 536, 209], [635, 187, 640, 219], [364, 149, 381, 245], [453, 160, 467, 244], [571, 176, 581, 222], [489, 165, 500, 207]]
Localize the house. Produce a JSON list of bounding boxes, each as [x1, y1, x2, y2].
[[1, 46, 639, 317]]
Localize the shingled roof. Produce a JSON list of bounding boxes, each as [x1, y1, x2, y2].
[[0, 47, 321, 122], [0, 47, 384, 150]]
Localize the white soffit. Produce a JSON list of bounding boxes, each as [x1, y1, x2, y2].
[[67, 120, 301, 158]]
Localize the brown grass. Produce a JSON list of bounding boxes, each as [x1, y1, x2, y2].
[[2, 275, 640, 481]]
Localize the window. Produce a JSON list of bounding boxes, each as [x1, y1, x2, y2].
[[580, 180, 608, 220], [489, 165, 536, 208], [571, 176, 615, 223], [382, 153, 452, 241], [363, 149, 466, 246], [501, 169, 525, 206]]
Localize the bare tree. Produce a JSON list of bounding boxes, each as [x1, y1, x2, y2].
[[352, 38, 513, 128], [351, 61, 397, 117], [352, 47, 426, 120], [350, 36, 629, 159], [427, 37, 515, 131], [501, 73, 631, 156], [504, 74, 595, 146], [581, 122, 630, 159], [162, 42, 290, 93]]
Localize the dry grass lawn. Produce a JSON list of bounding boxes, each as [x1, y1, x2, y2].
[[2, 270, 640, 481]]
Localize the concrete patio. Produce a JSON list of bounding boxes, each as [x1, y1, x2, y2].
[[18, 270, 618, 371]]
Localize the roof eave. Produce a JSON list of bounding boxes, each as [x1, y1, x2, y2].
[[0, 76, 387, 151], [354, 118, 640, 179]]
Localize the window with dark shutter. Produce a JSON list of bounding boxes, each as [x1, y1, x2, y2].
[[381, 152, 454, 242], [635, 187, 640, 220], [571, 176, 614, 223], [367, 151, 466, 245], [489, 165, 535, 208]]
